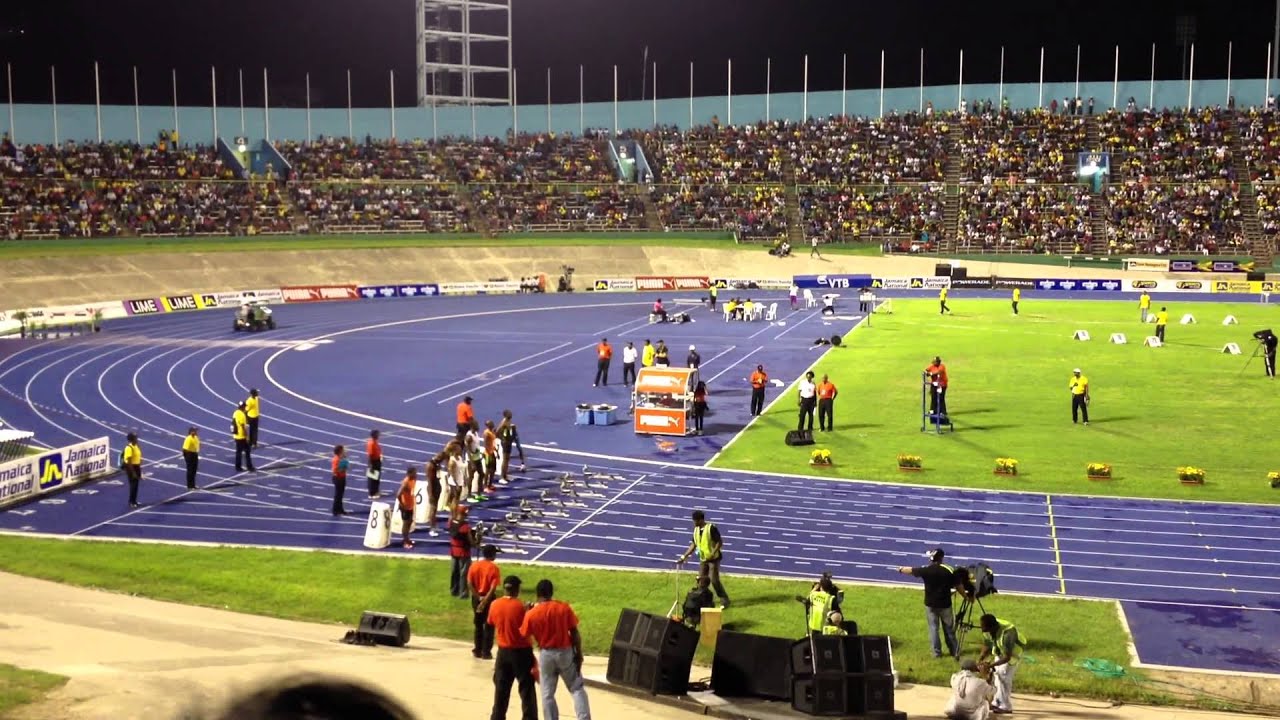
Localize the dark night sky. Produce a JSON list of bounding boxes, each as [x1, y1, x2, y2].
[[0, 0, 1275, 108]]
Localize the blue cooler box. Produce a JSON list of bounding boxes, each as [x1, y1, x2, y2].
[[575, 405, 618, 426]]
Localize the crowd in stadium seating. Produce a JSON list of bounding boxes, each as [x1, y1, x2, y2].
[[2, 107, 1277, 253], [1104, 180, 1246, 254], [799, 184, 944, 245], [955, 111, 1085, 182], [958, 183, 1091, 253], [1098, 108, 1236, 182]]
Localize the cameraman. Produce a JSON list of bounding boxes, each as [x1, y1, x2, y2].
[[796, 573, 846, 637], [898, 548, 965, 659]]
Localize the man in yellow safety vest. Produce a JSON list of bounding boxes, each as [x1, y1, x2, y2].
[[979, 614, 1026, 714], [677, 510, 729, 609]]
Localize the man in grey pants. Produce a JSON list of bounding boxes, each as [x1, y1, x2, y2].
[[520, 579, 592, 720], [898, 547, 966, 658]]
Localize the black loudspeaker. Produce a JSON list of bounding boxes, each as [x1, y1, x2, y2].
[[711, 631, 794, 701], [791, 673, 895, 716], [952, 266, 968, 280], [858, 635, 893, 673], [935, 263, 953, 277], [791, 635, 850, 675], [356, 611, 411, 647], [785, 430, 815, 446], [1247, 270, 1266, 281], [607, 609, 698, 695]]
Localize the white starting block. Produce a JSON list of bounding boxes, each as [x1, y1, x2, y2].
[[1073, 330, 1091, 341], [1143, 336, 1163, 347], [1180, 314, 1196, 325], [1145, 315, 1158, 323], [1222, 342, 1242, 355], [390, 497, 411, 535], [364, 501, 393, 549], [413, 485, 434, 525], [1223, 315, 1238, 325], [874, 299, 894, 314], [1109, 333, 1128, 344]]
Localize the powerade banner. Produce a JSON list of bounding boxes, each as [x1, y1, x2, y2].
[[793, 274, 875, 290], [992, 278, 1037, 289], [1171, 259, 1255, 273], [0, 436, 112, 509], [949, 277, 994, 289], [357, 284, 441, 299], [1031, 279, 1123, 292]]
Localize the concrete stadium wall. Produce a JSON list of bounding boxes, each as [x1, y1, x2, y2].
[[2, 78, 1264, 146], [0, 245, 1133, 309]]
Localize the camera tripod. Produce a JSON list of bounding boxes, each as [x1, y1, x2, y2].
[[1238, 338, 1269, 378], [953, 592, 989, 652]]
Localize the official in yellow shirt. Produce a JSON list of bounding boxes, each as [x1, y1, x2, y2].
[[122, 433, 143, 507], [641, 339, 656, 367], [1155, 307, 1169, 343], [245, 388, 261, 448], [182, 427, 200, 490], [233, 403, 255, 473], [940, 287, 951, 315], [1068, 369, 1090, 425], [1012, 288, 1021, 316], [1138, 291, 1151, 322]]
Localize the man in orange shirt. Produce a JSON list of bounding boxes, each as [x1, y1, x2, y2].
[[469, 544, 502, 659], [924, 356, 949, 417], [521, 579, 592, 720], [817, 374, 839, 432], [488, 575, 538, 720], [593, 338, 612, 387], [456, 396, 475, 444], [395, 466, 417, 549], [749, 364, 768, 416], [366, 429, 383, 499]]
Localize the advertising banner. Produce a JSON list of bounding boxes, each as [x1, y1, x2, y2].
[[710, 278, 790, 290], [0, 436, 112, 509], [1123, 279, 1211, 293], [590, 278, 638, 292], [438, 281, 521, 295], [992, 277, 1038, 289], [1210, 280, 1272, 294], [1171, 259, 1255, 273], [160, 293, 220, 312], [124, 298, 164, 315], [949, 277, 995, 289], [792, 274, 875, 290], [215, 288, 284, 308], [1123, 258, 1171, 272], [634, 276, 711, 291], [357, 284, 442, 299], [1033, 279, 1124, 292], [280, 285, 360, 303]]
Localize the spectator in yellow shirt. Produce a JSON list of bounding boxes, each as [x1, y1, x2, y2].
[[1068, 369, 1090, 425]]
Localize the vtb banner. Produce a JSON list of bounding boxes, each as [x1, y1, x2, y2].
[[792, 274, 875, 290]]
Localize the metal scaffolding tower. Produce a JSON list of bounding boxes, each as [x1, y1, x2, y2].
[[415, 0, 512, 106]]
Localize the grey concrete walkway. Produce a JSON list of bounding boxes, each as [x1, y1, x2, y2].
[[0, 573, 1265, 720]]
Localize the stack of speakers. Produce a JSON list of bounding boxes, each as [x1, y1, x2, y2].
[[606, 609, 699, 695], [711, 631, 902, 718], [791, 634, 896, 717]]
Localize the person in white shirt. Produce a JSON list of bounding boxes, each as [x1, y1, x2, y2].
[[621, 341, 638, 386], [464, 423, 485, 501], [444, 441, 467, 511], [797, 371, 817, 432], [945, 659, 995, 720], [809, 237, 822, 259], [789, 284, 800, 310]]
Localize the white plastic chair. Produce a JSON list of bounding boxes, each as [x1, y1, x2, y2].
[[751, 304, 765, 321], [722, 306, 733, 322], [765, 302, 777, 321], [803, 289, 816, 308]]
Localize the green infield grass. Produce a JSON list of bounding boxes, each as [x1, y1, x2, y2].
[[0, 232, 882, 259], [0, 663, 68, 715], [714, 298, 1280, 504], [0, 536, 1186, 706]]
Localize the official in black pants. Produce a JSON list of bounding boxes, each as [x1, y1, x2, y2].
[[797, 371, 817, 432], [622, 341, 637, 386], [122, 433, 143, 508], [1069, 369, 1090, 425], [749, 365, 768, 416], [488, 576, 538, 720], [593, 338, 612, 387], [816, 374, 838, 432], [181, 427, 199, 490]]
